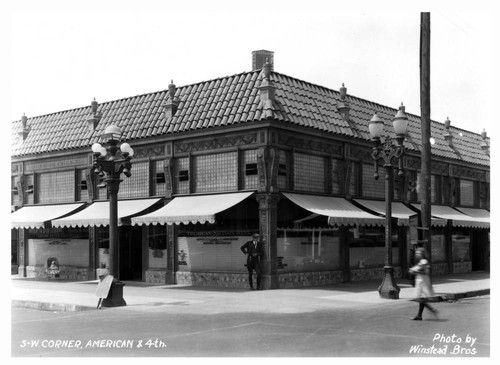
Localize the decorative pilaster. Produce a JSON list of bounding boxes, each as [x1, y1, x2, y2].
[[16, 175, 26, 206], [166, 222, 176, 284], [257, 146, 280, 193], [164, 158, 173, 199], [18, 228, 28, 277], [256, 193, 279, 289], [85, 167, 94, 202]]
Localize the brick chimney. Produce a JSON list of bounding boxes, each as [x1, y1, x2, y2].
[[252, 50, 274, 71]]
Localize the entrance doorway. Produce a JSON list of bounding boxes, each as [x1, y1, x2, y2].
[[471, 229, 489, 271], [119, 226, 143, 280]]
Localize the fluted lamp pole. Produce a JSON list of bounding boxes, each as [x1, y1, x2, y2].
[[369, 104, 408, 299], [91, 125, 134, 307]]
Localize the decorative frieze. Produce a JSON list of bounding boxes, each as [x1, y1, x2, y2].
[[347, 145, 372, 161], [404, 156, 420, 170], [449, 165, 487, 181], [175, 133, 258, 154], [431, 162, 448, 175], [277, 134, 343, 156], [25, 157, 88, 172], [133, 145, 165, 159], [11, 163, 23, 175]]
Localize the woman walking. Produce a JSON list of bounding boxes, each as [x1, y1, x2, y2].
[[409, 247, 438, 320]]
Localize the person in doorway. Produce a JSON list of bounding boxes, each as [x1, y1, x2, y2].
[[49, 260, 60, 278], [241, 233, 264, 290], [409, 247, 438, 320]]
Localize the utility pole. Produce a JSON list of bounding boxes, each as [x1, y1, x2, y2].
[[420, 13, 432, 262]]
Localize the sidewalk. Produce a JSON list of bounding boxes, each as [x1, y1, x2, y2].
[[11, 271, 490, 313]]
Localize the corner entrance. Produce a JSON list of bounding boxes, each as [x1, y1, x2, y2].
[[119, 226, 143, 280]]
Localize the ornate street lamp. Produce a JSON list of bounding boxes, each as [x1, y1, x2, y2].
[[91, 125, 134, 307], [369, 103, 408, 299]]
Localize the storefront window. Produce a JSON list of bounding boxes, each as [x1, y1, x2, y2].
[[349, 226, 399, 268], [460, 179, 475, 207], [27, 228, 89, 268], [452, 228, 470, 262], [176, 198, 258, 272], [148, 225, 167, 268], [11, 229, 18, 266], [276, 229, 340, 271], [37, 170, 75, 204], [97, 227, 109, 268], [293, 152, 327, 193], [118, 161, 150, 199], [193, 152, 238, 193], [430, 227, 446, 262]]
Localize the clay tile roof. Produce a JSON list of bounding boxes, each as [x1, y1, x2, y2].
[[11, 70, 489, 167]]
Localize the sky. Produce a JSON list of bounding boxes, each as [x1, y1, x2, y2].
[[6, 0, 496, 136]]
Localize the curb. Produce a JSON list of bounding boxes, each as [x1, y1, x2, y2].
[[439, 289, 490, 301], [12, 289, 489, 312], [12, 300, 94, 312]]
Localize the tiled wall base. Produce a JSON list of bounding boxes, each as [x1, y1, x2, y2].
[[277, 270, 344, 288], [145, 269, 167, 285], [26, 265, 91, 281], [350, 267, 403, 281], [432, 263, 450, 275], [453, 261, 472, 273], [176, 271, 250, 288]]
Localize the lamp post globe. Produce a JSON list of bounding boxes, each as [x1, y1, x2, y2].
[[369, 105, 408, 299], [91, 124, 133, 307]]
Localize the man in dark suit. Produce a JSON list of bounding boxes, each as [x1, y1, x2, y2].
[[241, 233, 264, 290]]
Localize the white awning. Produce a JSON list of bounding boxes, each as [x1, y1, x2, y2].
[[283, 193, 384, 227], [11, 203, 85, 229], [131, 192, 254, 226], [354, 199, 417, 226], [453, 207, 489, 228], [411, 204, 489, 228], [52, 198, 161, 228]]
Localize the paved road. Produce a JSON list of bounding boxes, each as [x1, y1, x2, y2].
[[12, 295, 489, 357]]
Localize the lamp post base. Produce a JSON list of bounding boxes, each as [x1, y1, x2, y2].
[[378, 266, 400, 299], [101, 279, 127, 307]]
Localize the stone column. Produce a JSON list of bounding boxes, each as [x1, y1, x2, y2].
[[256, 193, 279, 289]]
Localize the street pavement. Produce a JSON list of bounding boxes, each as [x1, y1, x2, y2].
[[11, 271, 490, 314]]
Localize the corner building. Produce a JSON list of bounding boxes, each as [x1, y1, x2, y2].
[[11, 51, 490, 289]]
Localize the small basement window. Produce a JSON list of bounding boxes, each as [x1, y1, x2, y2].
[[156, 172, 166, 184], [79, 180, 88, 191], [245, 163, 258, 176], [278, 163, 287, 176], [178, 170, 189, 182]]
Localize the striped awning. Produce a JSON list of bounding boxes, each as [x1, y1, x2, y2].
[[11, 203, 85, 229], [283, 193, 384, 227], [131, 192, 254, 226], [411, 204, 489, 228], [51, 198, 161, 227], [354, 199, 417, 226]]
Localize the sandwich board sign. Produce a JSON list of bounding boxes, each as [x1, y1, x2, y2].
[[95, 275, 114, 309]]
